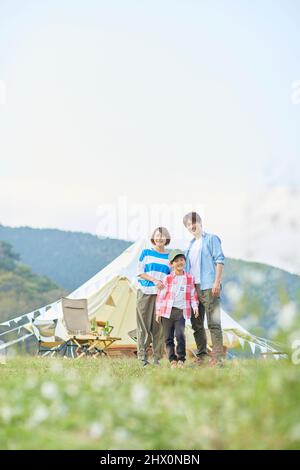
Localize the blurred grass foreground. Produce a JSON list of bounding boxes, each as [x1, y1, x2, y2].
[[0, 357, 300, 450]]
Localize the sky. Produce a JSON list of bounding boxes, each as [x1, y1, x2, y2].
[[0, 0, 300, 270]]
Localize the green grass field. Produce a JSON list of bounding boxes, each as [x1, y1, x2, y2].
[[0, 357, 300, 450]]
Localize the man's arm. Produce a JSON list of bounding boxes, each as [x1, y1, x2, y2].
[[211, 235, 225, 297], [212, 263, 223, 297]]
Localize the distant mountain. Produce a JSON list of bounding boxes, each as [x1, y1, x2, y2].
[[0, 225, 130, 291], [0, 240, 66, 323], [1, 225, 300, 342], [222, 258, 300, 340]]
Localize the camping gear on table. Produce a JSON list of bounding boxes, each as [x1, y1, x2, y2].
[[61, 298, 121, 358]]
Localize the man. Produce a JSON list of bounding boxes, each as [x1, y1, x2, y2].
[[183, 212, 225, 366]]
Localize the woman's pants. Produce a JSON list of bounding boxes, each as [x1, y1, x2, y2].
[[136, 289, 165, 362]]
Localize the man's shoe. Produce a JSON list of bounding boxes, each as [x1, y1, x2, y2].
[[170, 360, 177, 369], [142, 360, 150, 367], [207, 357, 225, 368], [193, 355, 209, 366], [177, 360, 184, 369]]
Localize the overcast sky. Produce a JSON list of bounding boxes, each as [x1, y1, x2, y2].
[[1, 0, 300, 269]]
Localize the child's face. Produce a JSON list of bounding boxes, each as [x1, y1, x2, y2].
[[172, 256, 186, 271]]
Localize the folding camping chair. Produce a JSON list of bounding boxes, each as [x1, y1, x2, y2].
[[61, 297, 121, 359], [31, 319, 66, 357]]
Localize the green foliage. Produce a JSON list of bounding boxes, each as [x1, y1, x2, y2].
[[0, 241, 20, 271], [0, 241, 66, 323], [0, 357, 299, 450], [0, 225, 130, 291]]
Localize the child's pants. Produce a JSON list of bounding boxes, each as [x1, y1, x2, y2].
[[161, 307, 186, 362]]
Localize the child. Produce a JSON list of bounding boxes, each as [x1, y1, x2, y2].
[[156, 249, 199, 368]]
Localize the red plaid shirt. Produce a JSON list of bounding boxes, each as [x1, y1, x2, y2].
[[156, 271, 199, 320]]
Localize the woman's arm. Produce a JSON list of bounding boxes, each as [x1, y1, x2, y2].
[[156, 277, 168, 322], [137, 249, 164, 289], [137, 273, 164, 290]]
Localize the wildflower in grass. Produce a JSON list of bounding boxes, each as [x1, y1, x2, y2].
[[226, 282, 243, 303], [65, 370, 79, 381], [114, 427, 129, 443], [49, 360, 64, 373], [40, 382, 59, 400], [245, 269, 265, 285], [91, 373, 113, 391], [278, 302, 297, 330], [131, 383, 149, 407], [0, 406, 13, 424], [269, 371, 284, 393], [25, 376, 38, 389], [27, 405, 49, 428], [65, 383, 79, 397], [50, 401, 69, 418], [89, 422, 105, 439], [289, 423, 300, 442]]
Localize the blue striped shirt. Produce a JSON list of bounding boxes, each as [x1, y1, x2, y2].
[[137, 248, 171, 295]]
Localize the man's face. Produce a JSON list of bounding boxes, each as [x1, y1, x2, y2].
[[185, 219, 202, 238], [172, 256, 186, 271]]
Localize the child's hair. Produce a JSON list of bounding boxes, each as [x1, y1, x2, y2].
[[171, 254, 186, 264], [150, 226, 171, 246]]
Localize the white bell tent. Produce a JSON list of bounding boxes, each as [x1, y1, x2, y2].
[[0, 240, 280, 356]]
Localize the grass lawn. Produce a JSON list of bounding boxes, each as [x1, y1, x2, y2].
[[0, 356, 300, 450]]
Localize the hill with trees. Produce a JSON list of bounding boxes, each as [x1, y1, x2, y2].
[[0, 240, 66, 323]]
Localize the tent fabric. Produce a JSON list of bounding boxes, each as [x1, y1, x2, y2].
[[40, 240, 260, 350]]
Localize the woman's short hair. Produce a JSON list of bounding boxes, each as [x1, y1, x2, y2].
[[182, 212, 202, 227], [150, 226, 171, 246]]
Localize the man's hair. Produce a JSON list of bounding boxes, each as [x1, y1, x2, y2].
[[150, 226, 171, 246], [182, 212, 202, 227]]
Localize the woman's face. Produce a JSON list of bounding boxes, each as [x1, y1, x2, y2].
[[153, 230, 167, 247]]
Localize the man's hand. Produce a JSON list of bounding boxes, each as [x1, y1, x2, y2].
[[155, 280, 164, 290], [193, 307, 199, 318], [212, 281, 221, 297]]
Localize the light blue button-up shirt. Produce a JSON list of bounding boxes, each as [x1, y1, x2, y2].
[[185, 232, 225, 290]]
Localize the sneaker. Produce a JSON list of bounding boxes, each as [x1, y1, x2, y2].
[[153, 359, 160, 366], [170, 360, 177, 369], [177, 360, 184, 368], [142, 360, 150, 367]]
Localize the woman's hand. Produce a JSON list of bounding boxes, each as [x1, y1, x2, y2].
[[155, 280, 164, 290], [156, 315, 161, 323]]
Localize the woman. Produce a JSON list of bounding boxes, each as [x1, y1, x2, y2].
[[136, 227, 171, 366]]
